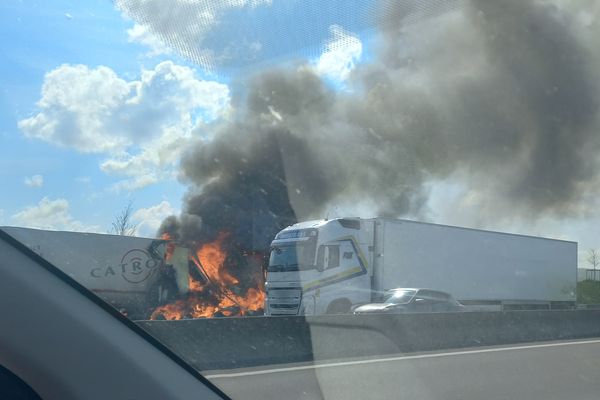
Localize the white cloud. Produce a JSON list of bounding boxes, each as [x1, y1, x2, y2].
[[24, 174, 44, 188], [132, 200, 177, 237], [117, 0, 272, 69], [110, 174, 160, 193], [127, 23, 171, 57], [12, 197, 99, 232], [18, 64, 133, 153], [18, 61, 230, 191], [315, 25, 363, 83]]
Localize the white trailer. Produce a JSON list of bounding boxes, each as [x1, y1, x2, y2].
[[1, 227, 190, 319], [264, 218, 577, 315]]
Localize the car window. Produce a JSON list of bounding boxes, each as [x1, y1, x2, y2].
[[418, 290, 435, 299], [327, 245, 340, 269], [3, 1, 600, 399], [385, 289, 417, 305]]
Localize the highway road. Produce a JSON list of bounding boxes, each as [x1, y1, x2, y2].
[[205, 338, 600, 400]]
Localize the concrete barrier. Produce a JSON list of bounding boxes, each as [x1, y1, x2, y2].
[[138, 310, 600, 371]]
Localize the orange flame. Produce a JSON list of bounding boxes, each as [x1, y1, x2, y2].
[[161, 232, 175, 261], [195, 232, 239, 287], [150, 232, 265, 320]]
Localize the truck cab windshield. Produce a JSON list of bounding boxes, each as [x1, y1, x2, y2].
[[268, 244, 315, 272]]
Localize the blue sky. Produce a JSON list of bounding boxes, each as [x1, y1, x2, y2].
[[1, 0, 185, 235], [0, 0, 371, 237]]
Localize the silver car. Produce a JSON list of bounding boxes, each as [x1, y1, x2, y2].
[[353, 288, 464, 314]]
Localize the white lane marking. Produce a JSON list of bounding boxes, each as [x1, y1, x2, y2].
[[205, 338, 600, 379]]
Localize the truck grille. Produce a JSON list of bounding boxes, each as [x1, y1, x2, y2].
[[268, 288, 302, 315]]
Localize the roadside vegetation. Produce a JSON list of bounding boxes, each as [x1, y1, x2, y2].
[[577, 280, 600, 304]]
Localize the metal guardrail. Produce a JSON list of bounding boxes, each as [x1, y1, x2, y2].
[[577, 304, 600, 310]]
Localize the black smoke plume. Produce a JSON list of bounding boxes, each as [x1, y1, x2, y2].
[[160, 0, 600, 246]]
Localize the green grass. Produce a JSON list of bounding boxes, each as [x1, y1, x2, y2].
[[577, 280, 600, 304]]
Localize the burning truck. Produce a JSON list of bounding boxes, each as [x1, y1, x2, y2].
[[1, 226, 267, 320], [150, 231, 267, 320]]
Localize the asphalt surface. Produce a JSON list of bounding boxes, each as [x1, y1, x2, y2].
[[205, 339, 600, 400]]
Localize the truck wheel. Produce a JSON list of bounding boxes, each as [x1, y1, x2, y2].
[[326, 299, 351, 314]]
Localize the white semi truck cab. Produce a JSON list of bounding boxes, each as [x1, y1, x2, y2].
[[265, 218, 375, 315], [265, 218, 577, 316]]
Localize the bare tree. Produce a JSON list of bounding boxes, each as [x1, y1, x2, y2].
[[587, 249, 600, 281], [111, 201, 138, 236]]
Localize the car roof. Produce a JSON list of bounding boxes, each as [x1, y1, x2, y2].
[[386, 288, 447, 294], [386, 288, 454, 298]]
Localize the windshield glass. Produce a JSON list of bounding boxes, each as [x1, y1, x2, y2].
[[268, 244, 315, 271], [385, 290, 417, 305], [4, 0, 600, 399]]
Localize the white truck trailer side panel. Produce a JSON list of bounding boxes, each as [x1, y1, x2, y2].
[[1, 227, 168, 315], [377, 219, 577, 302]]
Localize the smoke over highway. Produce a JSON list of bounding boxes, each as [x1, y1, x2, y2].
[[155, 0, 600, 244]]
